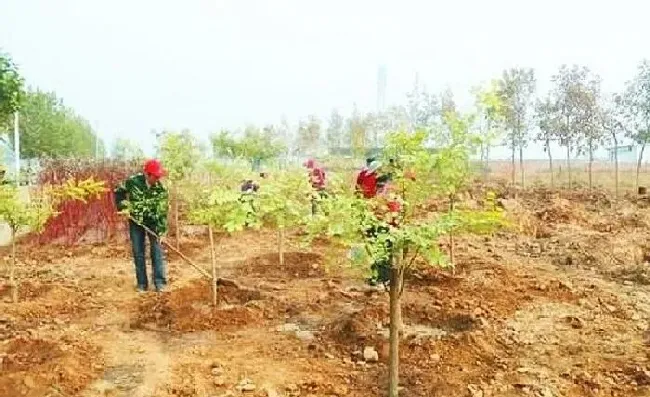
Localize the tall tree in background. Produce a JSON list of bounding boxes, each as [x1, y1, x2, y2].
[[15, 89, 102, 158], [497, 68, 536, 186], [297, 115, 321, 156], [577, 75, 604, 190], [601, 94, 628, 197], [535, 97, 560, 188], [475, 80, 506, 176], [551, 65, 594, 188], [0, 51, 24, 128], [326, 108, 344, 154], [159, 130, 203, 247], [623, 59, 650, 193], [112, 138, 145, 161], [348, 105, 368, 157], [406, 80, 439, 133]]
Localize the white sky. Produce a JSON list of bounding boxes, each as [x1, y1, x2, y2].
[[1, 0, 649, 159]]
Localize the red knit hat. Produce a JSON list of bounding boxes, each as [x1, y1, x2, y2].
[[143, 159, 165, 179]]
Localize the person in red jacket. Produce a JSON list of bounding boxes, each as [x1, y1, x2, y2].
[[356, 160, 381, 199], [304, 158, 327, 214]]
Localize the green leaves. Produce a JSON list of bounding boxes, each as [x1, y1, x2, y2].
[[0, 51, 24, 124], [211, 127, 286, 167], [187, 184, 252, 234], [158, 130, 202, 182], [12, 89, 101, 158], [257, 169, 313, 230]]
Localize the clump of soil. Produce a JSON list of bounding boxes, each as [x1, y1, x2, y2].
[[0, 336, 102, 396], [239, 252, 325, 279], [132, 279, 269, 332], [0, 281, 53, 300]]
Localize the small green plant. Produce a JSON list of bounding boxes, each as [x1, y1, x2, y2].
[[0, 178, 105, 302], [187, 174, 254, 306], [308, 120, 506, 397], [257, 169, 313, 266]]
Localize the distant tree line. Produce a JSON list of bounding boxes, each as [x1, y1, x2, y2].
[[0, 50, 105, 159]]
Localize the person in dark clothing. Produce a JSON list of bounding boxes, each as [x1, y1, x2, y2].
[[304, 159, 327, 214], [356, 160, 402, 287], [115, 159, 169, 293]]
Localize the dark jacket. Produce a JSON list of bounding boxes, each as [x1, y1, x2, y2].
[[114, 173, 169, 235]]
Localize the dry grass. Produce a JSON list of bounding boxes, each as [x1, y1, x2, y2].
[[485, 160, 650, 193]]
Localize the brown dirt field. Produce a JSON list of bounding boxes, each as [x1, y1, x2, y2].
[[0, 186, 649, 396]]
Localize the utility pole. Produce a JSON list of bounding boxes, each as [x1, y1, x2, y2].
[[13, 111, 19, 184]]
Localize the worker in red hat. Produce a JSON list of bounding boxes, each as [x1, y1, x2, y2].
[[304, 158, 327, 214], [115, 159, 169, 293]]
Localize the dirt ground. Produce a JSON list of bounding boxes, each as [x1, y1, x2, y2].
[[0, 185, 649, 397]]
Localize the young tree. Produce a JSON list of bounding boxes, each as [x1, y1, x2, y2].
[[601, 94, 628, 197], [497, 68, 536, 186], [308, 122, 504, 397], [112, 138, 145, 161], [475, 80, 506, 177], [0, 51, 24, 127], [575, 76, 604, 190], [551, 65, 597, 188], [326, 108, 344, 154], [257, 170, 313, 267], [623, 59, 650, 193], [0, 178, 105, 302], [158, 130, 203, 247], [406, 80, 439, 134], [535, 97, 560, 188], [297, 115, 322, 155], [348, 105, 369, 158], [186, 176, 253, 306]]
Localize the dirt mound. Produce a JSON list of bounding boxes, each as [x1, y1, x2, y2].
[[132, 279, 270, 332], [0, 281, 53, 300], [0, 336, 102, 396], [238, 252, 325, 279]]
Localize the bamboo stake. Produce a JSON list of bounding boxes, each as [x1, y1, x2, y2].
[[128, 216, 211, 279], [208, 226, 218, 307]]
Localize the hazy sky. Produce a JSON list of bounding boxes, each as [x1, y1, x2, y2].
[[1, 0, 649, 158]]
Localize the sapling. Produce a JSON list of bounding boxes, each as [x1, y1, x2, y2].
[[308, 125, 505, 397], [0, 178, 105, 302], [257, 169, 313, 267], [186, 175, 254, 306]]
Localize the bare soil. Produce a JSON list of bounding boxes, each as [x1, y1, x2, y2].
[[0, 186, 649, 397]]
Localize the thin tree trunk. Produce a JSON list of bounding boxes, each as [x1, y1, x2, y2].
[[511, 142, 516, 185], [636, 142, 646, 195], [613, 137, 619, 198], [388, 254, 403, 397], [547, 139, 554, 189], [174, 185, 180, 248], [519, 145, 525, 188], [484, 144, 490, 181], [278, 227, 285, 267], [588, 143, 594, 190], [566, 144, 572, 189], [209, 226, 217, 307], [10, 228, 17, 303], [449, 195, 455, 275]]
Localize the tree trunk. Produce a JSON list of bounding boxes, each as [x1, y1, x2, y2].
[[588, 143, 594, 190], [278, 227, 285, 267], [484, 144, 490, 181], [519, 145, 525, 188], [449, 195, 455, 275], [388, 255, 403, 397], [10, 228, 17, 303], [636, 142, 646, 195], [613, 137, 619, 198], [566, 144, 572, 189], [510, 142, 516, 185], [547, 139, 554, 189], [209, 226, 218, 307], [174, 185, 180, 248]]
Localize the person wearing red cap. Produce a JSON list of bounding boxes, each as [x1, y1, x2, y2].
[[115, 159, 169, 293]]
